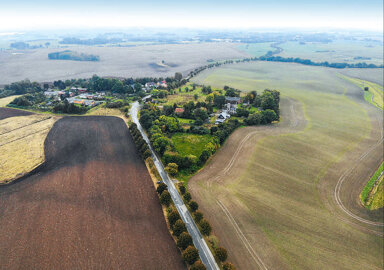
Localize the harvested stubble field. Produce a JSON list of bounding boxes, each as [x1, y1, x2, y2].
[[189, 62, 383, 270], [0, 109, 58, 184], [0, 42, 248, 84], [0, 116, 185, 270]]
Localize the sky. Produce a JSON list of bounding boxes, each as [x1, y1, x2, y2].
[[0, 0, 382, 32]]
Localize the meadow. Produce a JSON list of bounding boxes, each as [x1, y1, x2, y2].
[[189, 62, 383, 270], [171, 133, 214, 157]]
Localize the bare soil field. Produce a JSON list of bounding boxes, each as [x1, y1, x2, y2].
[[0, 116, 185, 270], [0, 107, 33, 120], [189, 62, 383, 270], [0, 43, 248, 84]]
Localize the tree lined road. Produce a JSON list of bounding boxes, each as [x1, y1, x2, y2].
[[130, 101, 220, 270]]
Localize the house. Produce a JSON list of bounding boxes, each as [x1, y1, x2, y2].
[[71, 87, 87, 93], [83, 100, 95, 106], [215, 111, 230, 124], [226, 103, 237, 114], [225, 96, 241, 104], [145, 82, 156, 91], [44, 91, 59, 97], [175, 108, 184, 115], [157, 80, 168, 89]]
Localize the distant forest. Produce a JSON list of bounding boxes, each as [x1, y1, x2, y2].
[[48, 50, 100, 61], [59, 37, 122, 45]]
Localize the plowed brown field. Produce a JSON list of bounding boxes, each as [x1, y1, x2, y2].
[[0, 116, 185, 270]]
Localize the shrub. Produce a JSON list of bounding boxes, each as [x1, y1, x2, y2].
[[215, 247, 228, 262], [160, 190, 171, 207], [190, 260, 206, 270], [182, 246, 199, 265], [189, 201, 199, 212], [194, 211, 203, 222], [199, 219, 212, 236], [173, 219, 187, 237], [223, 262, 236, 270], [156, 183, 167, 195], [177, 232, 193, 250], [183, 192, 192, 202]]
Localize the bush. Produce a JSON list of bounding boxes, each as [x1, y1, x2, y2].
[[215, 247, 228, 262], [156, 183, 167, 195], [167, 210, 181, 228], [189, 201, 199, 212], [182, 246, 199, 265], [223, 262, 236, 270], [190, 260, 206, 270], [160, 190, 171, 207], [183, 192, 192, 202], [194, 211, 203, 222], [177, 232, 193, 250], [199, 219, 212, 236], [173, 219, 187, 237]]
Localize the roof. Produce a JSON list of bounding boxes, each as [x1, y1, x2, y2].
[[225, 96, 241, 102], [175, 108, 184, 113]]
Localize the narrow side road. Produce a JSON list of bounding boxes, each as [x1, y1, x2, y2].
[[130, 101, 220, 270]]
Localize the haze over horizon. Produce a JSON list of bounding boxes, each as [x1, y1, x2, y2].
[[0, 0, 382, 32]]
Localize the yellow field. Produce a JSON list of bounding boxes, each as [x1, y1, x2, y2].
[[0, 114, 58, 184], [0, 95, 21, 107]]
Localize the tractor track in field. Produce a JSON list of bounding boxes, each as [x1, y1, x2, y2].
[[334, 135, 384, 229]]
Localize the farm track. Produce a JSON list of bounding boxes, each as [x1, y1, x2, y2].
[[0, 116, 185, 270]]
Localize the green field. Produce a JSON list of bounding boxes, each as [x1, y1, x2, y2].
[[171, 133, 214, 157], [190, 62, 383, 270], [237, 42, 272, 57], [361, 162, 384, 210]]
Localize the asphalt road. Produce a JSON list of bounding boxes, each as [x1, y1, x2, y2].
[[130, 101, 220, 270]]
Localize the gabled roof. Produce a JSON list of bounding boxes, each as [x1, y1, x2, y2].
[[175, 108, 184, 113]]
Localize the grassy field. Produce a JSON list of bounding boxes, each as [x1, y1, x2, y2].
[[0, 114, 58, 184], [171, 133, 214, 157], [340, 76, 383, 110], [361, 162, 384, 210], [0, 95, 21, 107], [237, 42, 272, 57], [189, 62, 383, 270]]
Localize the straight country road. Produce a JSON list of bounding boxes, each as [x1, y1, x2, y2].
[[130, 101, 220, 270]]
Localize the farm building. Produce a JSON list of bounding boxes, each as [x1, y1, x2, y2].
[[215, 111, 230, 124], [175, 108, 185, 115], [225, 96, 241, 104]]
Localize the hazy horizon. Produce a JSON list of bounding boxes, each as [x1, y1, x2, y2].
[[0, 0, 382, 32]]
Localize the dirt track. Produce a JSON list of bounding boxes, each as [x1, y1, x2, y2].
[[0, 107, 33, 120], [0, 116, 185, 270]]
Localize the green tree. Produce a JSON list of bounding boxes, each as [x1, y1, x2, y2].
[[179, 184, 186, 194], [173, 219, 187, 237], [167, 210, 181, 227], [214, 95, 226, 108], [199, 219, 212, 236], [156, 183, 167, 195], [261, 92, 277, 112], [189, 201, 199, 212], [245, 112, 262, 126], [153, 136, 169, 155], [199, 150, 211, 163], [194, 211, 203, 222], [191, 260, 206, 270], [182, 246, 199, 265], [223, 262, 236, 270], [183, 192, 192, 202], [194, 108, 209, 121], [261, 109, 278, 124], [165, 163, 178, 176], [160, 190, 171, 207], [194, 93, 199, 101], [175, 72, 183, 81], [215, 247, 228, 262], [177, 232, 193, 250]]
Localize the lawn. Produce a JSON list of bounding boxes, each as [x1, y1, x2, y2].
[[171, 133, 214, 157], [189, 61, 383, 270]]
